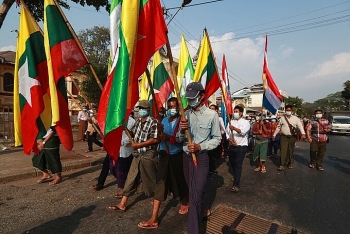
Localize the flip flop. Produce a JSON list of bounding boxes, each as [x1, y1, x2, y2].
[[108, 205, 125, 211], [138, 221, 158, 229], [114, 194, 123, 199], [261, 168, 266, 173], [37, 176, 52, 184], [49, 178, 61, 185]]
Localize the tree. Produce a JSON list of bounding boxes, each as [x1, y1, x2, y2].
[[341, 80, 350, 111], [0, 0, 109, 29], [285, 96, 306, 117], [78, 26, 110, 106]]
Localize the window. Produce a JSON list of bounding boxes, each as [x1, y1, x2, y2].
[[248, 98, 252, 104], [3, 73, 14, 92]]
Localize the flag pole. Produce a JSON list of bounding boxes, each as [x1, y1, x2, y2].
[[165, 36, 198, 167], [70, 77, 92, 109], [52, 0, 104, 91], [144, 68, 170, 153], [204, 29, 236, 143]]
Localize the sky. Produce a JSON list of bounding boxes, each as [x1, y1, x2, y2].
[[1, 0, 350, 103]]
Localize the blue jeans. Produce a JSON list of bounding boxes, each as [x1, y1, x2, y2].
[[228, 145, 247, 188]]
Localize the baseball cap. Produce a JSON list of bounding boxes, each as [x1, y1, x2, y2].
[[137, 100, 150, 109], [185, 82, 204, 99]]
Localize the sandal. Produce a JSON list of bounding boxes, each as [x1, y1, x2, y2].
[[90, 184, 103, 191], [49, 178, 61, 185], [288, 166, 293, 169], [138, 221, 158, 229], [231, 187, 239, 192], [277, 166, 284, 171], [309, 164, 315, 169], [85, 150, 91, 153], [202, 209, 211, 222], [318, 167, 324, 171], [261, 168, 266, 173], [37, 176, 52, 184], [108, 205, 125, 211], [114, 193, 123, 199]]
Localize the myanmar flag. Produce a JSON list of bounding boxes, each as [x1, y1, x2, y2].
[[139, 72, 150, 100], [177, 35, 194, 108], [14, 6, 51, 155], [98, 0, 167, 158], [150, 51, 174, 117], [44, 0, 88, 151], [193, 29, 221, 100]]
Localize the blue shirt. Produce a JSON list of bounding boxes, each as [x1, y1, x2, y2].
[[159, 116, 183, 155]]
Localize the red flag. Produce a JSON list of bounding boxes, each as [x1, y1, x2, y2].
[[222, 54, 232, 115]]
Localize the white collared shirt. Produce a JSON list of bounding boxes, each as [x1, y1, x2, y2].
[[225, 118, 251, 146]]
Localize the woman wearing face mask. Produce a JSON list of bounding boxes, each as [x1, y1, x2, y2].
[[251, 115, 269, 173]]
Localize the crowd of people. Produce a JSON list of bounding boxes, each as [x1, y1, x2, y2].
[[31, 82, 332, 233]]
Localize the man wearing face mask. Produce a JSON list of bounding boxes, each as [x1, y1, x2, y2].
[[138, 97, 188, 230], [109, 100, 158, 212], [273, 105, 305, 171], [176, 82, 221, 234], [306, 109, 331, 171], [226, 105, 251, 192]]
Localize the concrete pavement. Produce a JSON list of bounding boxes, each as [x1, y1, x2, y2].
[[0, 140, 106, 183]]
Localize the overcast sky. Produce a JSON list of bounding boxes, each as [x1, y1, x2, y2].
[[1, 0, 350, 103]]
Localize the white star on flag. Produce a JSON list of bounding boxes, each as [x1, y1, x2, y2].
[[18, 57, 40, 107]]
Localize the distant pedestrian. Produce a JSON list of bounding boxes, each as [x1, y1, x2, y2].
[[251, 116, 269, 173], [226, 105, 251, 192], [77, 106, 88, 141], [306, 109, 331, 171], [85, 111, 103, 153], [273, 105, 306, 171], [268, 115, 280, 158], [176, 82, 221, 234], [33, 126, 62, 185], [109, 100, 158, 212]]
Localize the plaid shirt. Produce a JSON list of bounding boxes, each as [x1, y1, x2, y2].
[[307, 118, 330, 142], [132, 116, 158, 153]]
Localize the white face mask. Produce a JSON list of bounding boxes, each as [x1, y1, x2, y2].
[[285, 111, 292, 116], [233, 113, 240, 119], [271, 119, 276, 122], [315, 114, 322, 119]]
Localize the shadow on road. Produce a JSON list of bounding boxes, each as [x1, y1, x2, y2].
[[23, 205, 96, 234]]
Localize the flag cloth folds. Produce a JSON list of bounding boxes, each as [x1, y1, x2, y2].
[[44, 0, 88, 151], [177, 34, 194, 108], [150, 51, 174, 117], [98, 0, 167, 158], [139, 72, 150, 100], [221, 54, 232, 117], [262, 35, 282, 114], [14, 6, 51, 155], [193, 29, 221, 100]]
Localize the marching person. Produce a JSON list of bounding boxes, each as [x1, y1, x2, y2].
[[251, 116, 269, 173], [85, 111, 103, 153], [273, 105, 306, 171], [109, 100, 158, 211], [77, 105, 88, 141], [176, 82, 221, 234], [138, 97, 188, 230], [306, 109, 331, 171], [33, 126, 62, 185], [225, 105, 251, 192]]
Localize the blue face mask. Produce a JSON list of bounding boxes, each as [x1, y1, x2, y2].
[[167, 109, 178, 117], [139, 109, 148, 117], [188, 97, 201, 108], [233, 113, 240, 119]]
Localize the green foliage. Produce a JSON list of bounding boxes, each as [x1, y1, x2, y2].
[[78, 26, 110, 106], [341, 80, 350, 100], [285, 96, 307, 117]]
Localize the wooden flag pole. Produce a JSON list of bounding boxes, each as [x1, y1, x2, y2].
[[144, 68, 170, 153], [52, 0, 104, 91], [164, 37, 198, 167], [71, 78, 92, 109], [205, 29, 236, 143]]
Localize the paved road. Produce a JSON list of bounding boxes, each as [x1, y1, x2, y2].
[[0, 135, 349, 233]]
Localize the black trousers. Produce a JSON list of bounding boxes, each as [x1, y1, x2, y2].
[[97, 154, 110, 187], [228, 145, 247, 188], [87, 131, 103, 151]]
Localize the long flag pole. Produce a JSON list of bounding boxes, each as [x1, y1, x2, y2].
[[204, 29, 236, 143], [165, 37, 198, 167], [52, 0, 104, 91]]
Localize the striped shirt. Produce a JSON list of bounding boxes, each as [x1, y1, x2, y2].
[[132, 116, 158, 153], [307, 119, 330, 142]]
